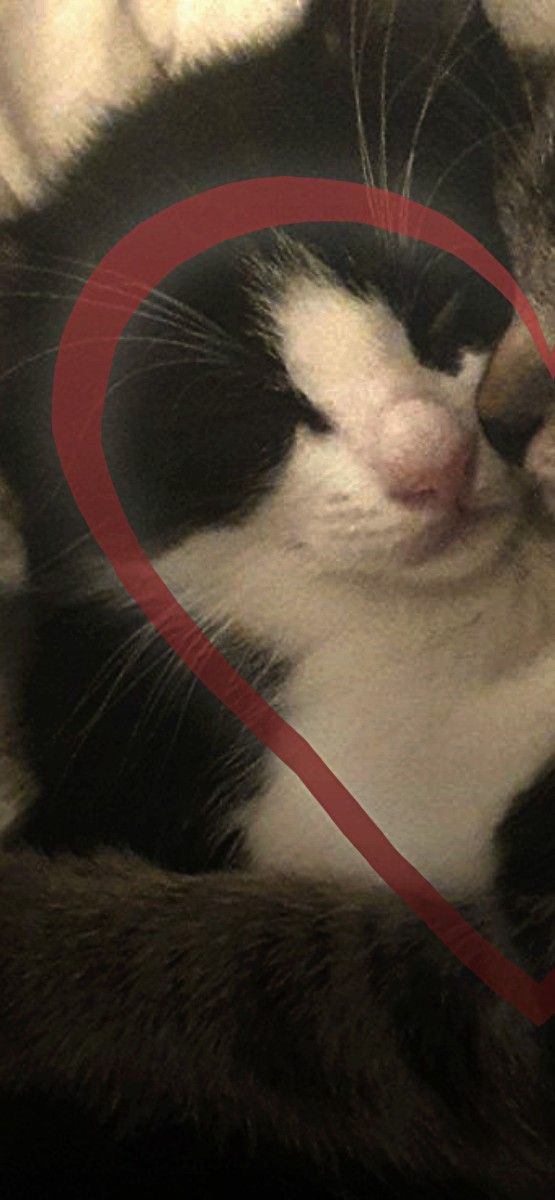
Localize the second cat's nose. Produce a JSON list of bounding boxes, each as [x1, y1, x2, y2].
[[477, 317, 554, 465], [375, 400, 475, 508]]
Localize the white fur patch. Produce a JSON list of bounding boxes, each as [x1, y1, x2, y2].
[[130, 0, 307, 72], [483, 0, 555, 53]]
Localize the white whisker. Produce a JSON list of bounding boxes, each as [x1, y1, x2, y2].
[[401, 0, 475, 206]]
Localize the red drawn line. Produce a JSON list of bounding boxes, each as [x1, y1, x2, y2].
[[51, 177, 555, 1023]]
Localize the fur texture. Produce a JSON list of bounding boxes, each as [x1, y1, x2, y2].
[[478, 73, 555, 491], [1, 4, 555, 1199], [0, 846, 554, 1199], [0, 0, 307, 216]]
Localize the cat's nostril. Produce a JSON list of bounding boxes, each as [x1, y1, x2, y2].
[[375, 400, 475, 509], [389, 450, 474, 508]]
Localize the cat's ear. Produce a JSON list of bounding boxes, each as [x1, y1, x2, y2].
[[482, 0, 555, 54], [127, 0, 308, 74]]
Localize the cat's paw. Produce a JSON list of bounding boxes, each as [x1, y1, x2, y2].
[[127, 0, 307, 73], [483, 0, 555, 53]]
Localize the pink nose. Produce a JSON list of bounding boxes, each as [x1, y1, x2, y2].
[[375, 400, 475, 508]]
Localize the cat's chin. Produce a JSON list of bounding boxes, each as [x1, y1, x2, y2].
[[398, 505, 521, 584], [334, 504, 521, 591]]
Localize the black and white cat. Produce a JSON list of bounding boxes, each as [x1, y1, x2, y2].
[[0, 0, 537, 880], [1, 2, 555, 1197]]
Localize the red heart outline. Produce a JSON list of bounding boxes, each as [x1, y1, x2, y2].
[[51, 177, 555, 1024]]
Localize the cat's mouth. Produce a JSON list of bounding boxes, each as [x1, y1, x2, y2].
[[403, 501, 514, 566]]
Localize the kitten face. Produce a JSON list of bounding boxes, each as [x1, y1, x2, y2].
[[268, 271, 521, 576], [152, 252, 527, 664]]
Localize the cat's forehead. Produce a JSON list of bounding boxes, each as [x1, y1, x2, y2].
[[256, 260, 486, 429], [272, 276, 417, 412]]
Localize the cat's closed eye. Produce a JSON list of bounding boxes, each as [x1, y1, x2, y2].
[[407, 274, 512, 374], [422, 287, 478, 372]]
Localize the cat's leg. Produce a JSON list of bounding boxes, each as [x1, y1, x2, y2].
[[0, 846, 552, 1195]]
